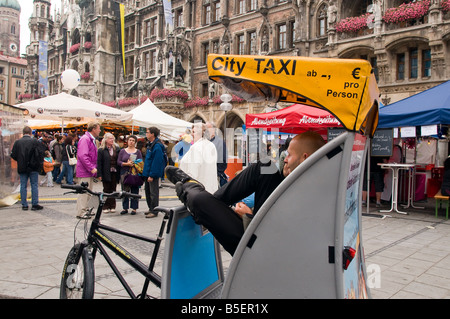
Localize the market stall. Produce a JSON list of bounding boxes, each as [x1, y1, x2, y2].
[[379, 80, 450, 199], [16, 92, 133, 131], [127, 98, 192, 140]]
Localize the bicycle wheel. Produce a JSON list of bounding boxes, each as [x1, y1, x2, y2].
[[60, 243, 95, 299]]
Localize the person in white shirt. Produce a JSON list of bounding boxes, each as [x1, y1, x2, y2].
[[179, 122, 218, 193]]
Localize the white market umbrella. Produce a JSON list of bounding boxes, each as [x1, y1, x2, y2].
[[26, 118, 89, 130], [16, 92, 133, 124], [128, 98, 192, 139]]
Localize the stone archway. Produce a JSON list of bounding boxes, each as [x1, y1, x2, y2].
[[218, 111, 245, 158]]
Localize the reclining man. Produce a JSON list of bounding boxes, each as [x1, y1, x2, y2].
[[165, 131, 326, 255]]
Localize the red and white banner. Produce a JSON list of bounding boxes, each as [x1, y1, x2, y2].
[[246, 103, 342, 134]]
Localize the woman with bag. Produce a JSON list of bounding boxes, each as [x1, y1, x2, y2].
[[55, 135, 77, 185], [40, 150, 54, 187], [117, 135, 143, 215], [52, 135, 64, 182], [97, 133, 120, 214]]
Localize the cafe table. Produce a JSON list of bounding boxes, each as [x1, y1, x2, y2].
[[378, 163, 423, 214]]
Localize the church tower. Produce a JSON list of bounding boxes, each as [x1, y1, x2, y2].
[[0, 0, 21, 57], [26, 0, 53, 95]]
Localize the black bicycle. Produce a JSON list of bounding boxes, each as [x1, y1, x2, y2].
[[59, 182, 174, 299]]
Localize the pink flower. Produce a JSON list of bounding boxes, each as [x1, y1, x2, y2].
[[336, 13, 371, 33], [149, 88, 189, 101], [69, 43, 80, 54], [442, 0, 450, 12], [382, 0, 430, 24], [184, 96, 209, 108]]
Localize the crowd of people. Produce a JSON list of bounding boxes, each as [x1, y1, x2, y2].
[[14, 121, 407, 256], [10, 120, 230, 220]]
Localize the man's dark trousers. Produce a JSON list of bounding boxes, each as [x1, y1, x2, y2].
[[182, 182, 244, 255], [145, 178, 160, 214]]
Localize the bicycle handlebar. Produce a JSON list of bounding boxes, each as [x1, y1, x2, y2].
[[61, 183, 141, 199]]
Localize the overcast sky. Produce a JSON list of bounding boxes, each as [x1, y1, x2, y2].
[[19, 0, 62, 55]]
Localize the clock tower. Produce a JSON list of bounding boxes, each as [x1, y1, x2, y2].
[[0, 0, 21, 57]]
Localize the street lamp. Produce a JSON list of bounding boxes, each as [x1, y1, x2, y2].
[[220, 93, 232, 143]]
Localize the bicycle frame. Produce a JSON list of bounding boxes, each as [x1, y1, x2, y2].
[[77, 192, 171, 299]]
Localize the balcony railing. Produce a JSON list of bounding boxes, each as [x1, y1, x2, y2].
[[335, 0, 433, 39]]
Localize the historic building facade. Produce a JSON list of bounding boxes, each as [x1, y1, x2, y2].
[[0, 0, 26, 105], [23, 0, 450, 136], [0, 0, 21, 58]]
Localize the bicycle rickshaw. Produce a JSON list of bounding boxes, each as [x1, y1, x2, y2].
[[60, 54, 380, 299]]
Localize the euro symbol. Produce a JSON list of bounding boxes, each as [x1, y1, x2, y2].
[[352, 68, 361, 79]]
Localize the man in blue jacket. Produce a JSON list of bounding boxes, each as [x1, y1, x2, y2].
[[143, 126, 167, 218]]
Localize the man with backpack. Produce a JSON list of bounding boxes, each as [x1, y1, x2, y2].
[[11, 126, 44, 211], [143, 126, 167, 218]]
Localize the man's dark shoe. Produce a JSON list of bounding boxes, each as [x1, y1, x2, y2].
[[22, 206, 29, 211], [31, 204, 43, 211], [165, 166, 195, 185]]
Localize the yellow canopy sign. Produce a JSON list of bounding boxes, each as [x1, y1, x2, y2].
[[208, 54, 380, 136]]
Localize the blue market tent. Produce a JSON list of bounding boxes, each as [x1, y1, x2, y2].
[[378, 80, 450, 128]]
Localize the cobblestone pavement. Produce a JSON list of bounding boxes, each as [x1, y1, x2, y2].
[[1, 180, 450, 299]]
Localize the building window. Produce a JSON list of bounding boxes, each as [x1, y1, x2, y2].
[[0, 80, 4, 87], [130, 26, 135, 44], [277, 24, 287, 50], [203, 4, 211, 25], [145, 19, 157, 38], [11, 67, 17, 74], [212, 1, 221, 23], [410, 48, 418, 79], [201, 83, 209, 97], [212, 39, 220, 54], [16, 80, 21, 87], [151, 50, 156, 71], [289, 20, 295, 47], [250, 0, 257, 11], [397, 53, 405, 80], [370, 57, 379, 82], [125, 27, 129, 44], [248, 31, 257, 54], [422, 49, 431, 77], [318, 5, 328, 37], [125, 26, 135, 44], [201, 42, 210, 65], [237, 0, 245, 14], [175, 8, 183, 27], [237, 34, 245, 55], [126, 57, 134, 76], [145, 52, 150, 72]]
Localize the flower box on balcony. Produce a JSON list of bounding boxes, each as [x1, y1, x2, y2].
[[19, 93, 41, 101], [442, 0, 450, 12], [81, 72, 90, 81], [336, 13, 371, 33], [84, 41, 92, 50], [69, 43, 80, 54], [382, 0, 430, 24], [184, 96, 209, 108], [149, 88, 189, 102]]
